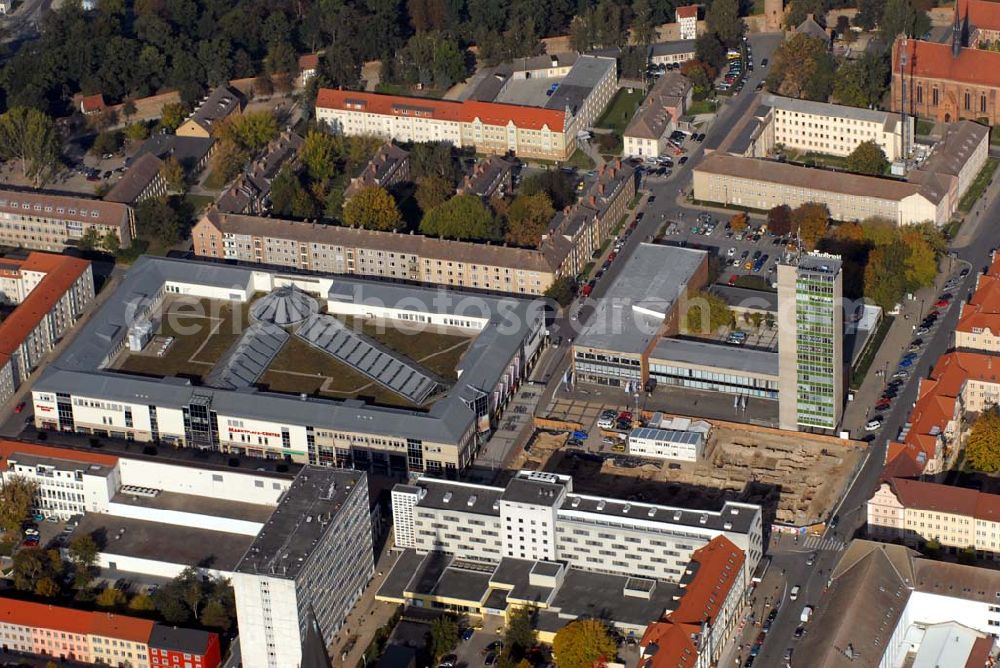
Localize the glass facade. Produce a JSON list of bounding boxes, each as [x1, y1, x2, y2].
[[649, 363, 778, 399], [794, 270, 837, 428]]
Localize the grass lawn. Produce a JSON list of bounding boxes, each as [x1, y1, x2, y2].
[[687, 99, 719, 116], [958, 157, 1000, 213], [184, 194, 216, 216], [375, 82, 446, 99], [784, 149, 852, 171], [596, 89, 645, 133], [114, 298, 251, 380], [565, 149, 596, 170], [729, 275, 776, 292], [201, 169, 229, 191], [915, 118, 936, 137]]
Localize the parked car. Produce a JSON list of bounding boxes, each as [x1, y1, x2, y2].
[[866, 419, 883, 431], [14, 402, 24, 413], [790, 585, 801, 600]]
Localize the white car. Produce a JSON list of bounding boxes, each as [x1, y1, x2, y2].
[[727, 247, 736, 257], [790, 585, 800, 600], [865, 419, 882, 431]]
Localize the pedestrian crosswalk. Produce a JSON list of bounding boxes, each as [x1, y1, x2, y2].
[[800, 534, 847, 551]]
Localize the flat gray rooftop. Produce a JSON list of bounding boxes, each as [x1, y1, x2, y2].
[[412, 479, 504, 516], [650, 39, 696, 56], [73, 513, 254, 572], [576, 243, 707, 354], [762, 93, 895, 126], [710, 285, 777, 312], [651, 337, 779, 377], [111, 489, 275, 522], [552, 568, 679, 626], [7, 452, 115, 478], [559, 495, 759, 534], [234, 467, 367, 579], [377, 549, 426, 600]]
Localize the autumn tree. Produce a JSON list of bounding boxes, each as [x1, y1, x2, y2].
[[343, 186, 402, 231], [12, 548, 62, 596], [68, 534, 99, 590], [159, 103, 186, 132], [765, 33, 835, 101], [520, 170, 576, 209], [729, 212, 749, 232], [767, 205, 793, 236], [847, 140, 890, 176], [430, 615, 459, 660], [410, 141, 459, 185], [833, 52, 888, 108], [705, 0, 743, 47], [544, 276, 576, 307], [792, 202, 830, 250], [221, 111, 279, 153], [0, 107, 61, 186], [124, 122, 149, 143], [299, 130, 340, 183], [552, 619, 618, 668], [420, 194, 501, 241], [160, 156, 186, 193], [0, 476, 38, 533], [129, 592, 157, 611], [506, 193, 554, 247], [415, 175, 454, 213], [683, 289, 735, 334], [967, 409, 1000, 472], [97, 586, 128, 608], [136, 199, 183, 246]]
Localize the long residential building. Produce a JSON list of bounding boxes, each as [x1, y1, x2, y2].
[[0, 252, 94, 405], [0, 188, 135, 250], [31, 256, 545, 474], [868, 476, 1000, 559], [692, 152, 947, 225], [315, 89, 576, 160], [0, 598, 220, 668], [624, 72, 693, 158], [955, 253, 1000, 352]]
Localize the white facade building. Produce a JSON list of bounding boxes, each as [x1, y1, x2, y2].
[[627, 427, 705, 462], [392, 470, 763, 583]]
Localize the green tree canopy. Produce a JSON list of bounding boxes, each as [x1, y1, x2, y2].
[[343, 186, 402, 231], [705, 0, 744, 47], [0, 476, 38, 533], [420, 194, 502, 241], [429, 615, 459, 660], [160, 156, 186, 193], [0, 107, 60, 187], [833, 52, 889, 108], [506, 192, 554, 248], [136, 199, 183, 246], [765, 34, 835, 101], [683, 289, 735, 334], [299, 130, 341, 183], [415, 175, 455, 214], [544, 276, 576, 307], [520, 170, 575, 209], [552, 620, 617, 668], [846, 140, 890, 175]]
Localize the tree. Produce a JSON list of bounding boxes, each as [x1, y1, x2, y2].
[[222, 111, 279, 153], [729, 212, 749, 232], [695, 33, 726, 71], [506, 193, 554, 247], [159, 103, 186, 132], [91, 130, 123, 157], [299, 130, 341, 183], [502, 606, 537, 664], [68, 534, 99, 590], [78, 228, 101, 251], [420, 194, 501, 241], [683, 289, 735, 334], [705, 0, 744, 47], [429, 615, 459, 660], [343, 186, 402, 231], [97, 586, 127, 608], [767, 205, 793, 236], [160, 156, 186, 193], [855, 0, 883, 30], [881, 0, 929, 40], [551, 619, 617, 668], [36, 577, 61, 597], [201, 597, 234, 631], [11, 548, 60, 593], [833, 52, 889, 108], [520, 170, 575, 209], [136, 199, 182, 246], [208, 138, 248, 187], [253, 74, 275, 97], [0, 107, 61, 187], [630, 0, 656, 46], [681, 60, 718, 100], [0, 476, 38, 533], [129, 592, 157, 611], [765, 34, 835, 101], [416, 175, 454, 213], [178, 568, 205, 621], [124, 122, 150, 143], [966, 409, 1000, 472], [410, 141, 458, 185], [835, 15, 854, 41], [793, 203, 830, 250], [544, 276, 576, 307], [265, 40, 298, 77], [122, 98, 137, 122], [846, 140, 889, 176]]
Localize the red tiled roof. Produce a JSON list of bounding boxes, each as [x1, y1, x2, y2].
[[0, 598, 154, 642], [959, 0, 1000, 32], [898, 38, 1000, 89], [676, 5, 699, 19], [299, 54, 320, 71], [884, 476, 1000, 522], [956, 270, 1000, 333], [639, 536, 745, 668], [316, 89, 568, 132], [0, 253, 90, 357], [81, 94, 106, 113], [0, 439, 118, 472]]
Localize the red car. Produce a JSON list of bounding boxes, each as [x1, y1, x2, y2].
[[618, 411, 633, 422], [14, 402, 24, 413], [876, 399, 891, 410], [934, 299, 949, 308], [728, 275, 737, 286], [607, 252, 617, 262], [581, 284, 593, 297]]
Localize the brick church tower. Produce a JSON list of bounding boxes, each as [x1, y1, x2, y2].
[[765, 0, 784, 31]]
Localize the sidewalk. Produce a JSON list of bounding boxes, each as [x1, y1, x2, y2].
[[953, 165, 1000, 248]]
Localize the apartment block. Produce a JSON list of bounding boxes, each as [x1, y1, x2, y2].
[[0, 599, 220, 668], [192, 209, 563, 295], [762, 94, 909, 161], [459, 155, 516, 201], [777, 252, 844, 431], [868, 477, 1000, 558], [344, 142, 410, 201], [623, 72, 693, 158], [0, 188, 135, 250], [315, 89, 575, 160], [693, 153, 947, 225], [216, 131, 304, 214], [391, 470, 763, 583], [176, 85, 243, 138], [233, 468, 374, 668], [955, 254, 1000, 352], [0, 252, 94, 405], [104, 153, 167, 206]]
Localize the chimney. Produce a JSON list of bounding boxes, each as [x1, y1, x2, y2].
[[598, 183, 605, 194], [589, 195, 596, 206]]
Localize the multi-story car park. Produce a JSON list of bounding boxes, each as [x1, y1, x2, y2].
[[0, 188, 135, 250], [30, 256, 545, 475]]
